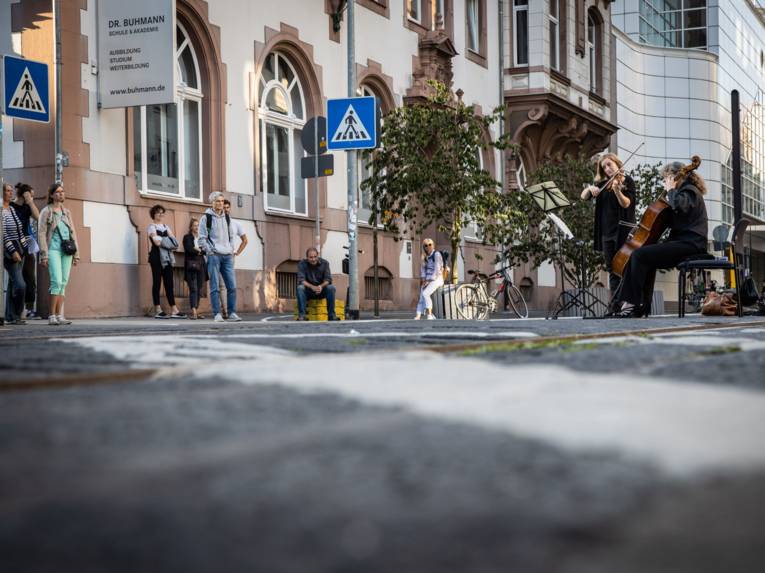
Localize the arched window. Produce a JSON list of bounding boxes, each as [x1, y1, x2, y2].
[[133, 24, 203, 200], [258, 52, 307, 215], [588, 9, 602, 95], [358, 84, 379, 225]]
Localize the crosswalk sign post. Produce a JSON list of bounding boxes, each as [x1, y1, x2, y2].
[[327, 96, 378, 151], [2, 55, 50, 123], [0, 55, 49, 322]]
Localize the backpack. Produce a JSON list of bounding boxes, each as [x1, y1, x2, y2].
[[204, 212, 233, 245]]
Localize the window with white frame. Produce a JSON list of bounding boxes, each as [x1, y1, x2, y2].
[[549, 0, 560, 71], [133, 24, 203, 201], [514, 0, 529, 66], [588, 12, 598, 93], [408, 0, 422, 23], [358, 85, 382, 226], [464, 149, 485, 241], [258, 52, 307, 215], [432, 0, 445, 30], [467, 0, 479, 52]]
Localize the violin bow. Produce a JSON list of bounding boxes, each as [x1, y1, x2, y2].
[[599, 141, 646, 191]]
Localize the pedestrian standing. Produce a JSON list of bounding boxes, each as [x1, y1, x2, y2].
[[147, 204, 185, 319], [183, 218, 207, 320], [415, 238, 443, 320], [38, 184, 79, 325], [217, 198, 248, 318], [14, 183, 40, 319], [199, 192, 242, 323], [2, 182, 28, 324]]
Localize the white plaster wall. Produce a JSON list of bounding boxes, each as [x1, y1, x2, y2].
[[80, 0, 126, 176], [322, 229, 347, 278], [82, 201, 139, 264], [1, 0, 24, 170], [399, 239, 414, 279], [233, 219, 263, 270], [537, 260, 557, 287]]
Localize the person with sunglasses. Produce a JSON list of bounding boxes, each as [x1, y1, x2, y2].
[[415, 238, 443, 320]]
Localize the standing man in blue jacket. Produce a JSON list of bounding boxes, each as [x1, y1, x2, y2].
[[199, 191, 242, 323]]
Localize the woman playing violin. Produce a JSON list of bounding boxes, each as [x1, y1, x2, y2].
[[581, 153, 636, 299], [614, 157, 708, 318]]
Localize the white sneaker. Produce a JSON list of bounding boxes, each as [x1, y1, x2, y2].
[[227, 312, 242, 322], [57, 315, 72, 325], [214, 313, 225, 323], [426, 314, 436, 320], [48, 315, 60, 326], [414, 314, 421, 320]]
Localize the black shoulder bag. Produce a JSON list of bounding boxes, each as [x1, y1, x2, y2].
[[55, 221, 77, 256]]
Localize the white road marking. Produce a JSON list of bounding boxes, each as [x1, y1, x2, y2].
[[67, 334, 765, 477], [232, 331, 540, 340], [577, 333, 765, 352]]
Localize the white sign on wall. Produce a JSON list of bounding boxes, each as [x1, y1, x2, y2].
[[97, 0, 176, 109]]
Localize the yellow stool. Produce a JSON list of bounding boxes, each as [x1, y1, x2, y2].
[[294, 298, 345, 321]]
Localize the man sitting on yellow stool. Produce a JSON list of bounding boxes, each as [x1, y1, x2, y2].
[[296, 247, 340, 321]]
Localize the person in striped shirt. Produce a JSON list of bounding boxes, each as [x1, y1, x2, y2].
[[2, 182, 28, 324]]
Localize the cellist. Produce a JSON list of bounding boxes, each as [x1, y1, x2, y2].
[[613, 157, 709, 318], [581, 153, 636, 302]]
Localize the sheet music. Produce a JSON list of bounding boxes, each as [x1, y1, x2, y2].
[[546, 213, 574, 240]]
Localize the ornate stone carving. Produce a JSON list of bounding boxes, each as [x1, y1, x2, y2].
[[505, 93, 616, 175], [405, 30, 458, 104]]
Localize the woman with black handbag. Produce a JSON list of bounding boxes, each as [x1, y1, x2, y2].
[[38, 183, 80, 325], [183, 218, 207, 319]]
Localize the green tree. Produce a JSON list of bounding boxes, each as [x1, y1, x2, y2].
[[361, 81, 514, 282], [629, 162, 665, 213]]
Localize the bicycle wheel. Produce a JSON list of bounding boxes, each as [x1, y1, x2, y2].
[[507, 284, 529, 319], [455, 284, 484, 320]]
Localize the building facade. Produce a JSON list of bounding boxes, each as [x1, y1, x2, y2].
[[612, 0, 765, 298], [1, 0, 507, 316]]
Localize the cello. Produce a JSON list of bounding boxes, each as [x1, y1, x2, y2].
[[612, 155, 701, 277]]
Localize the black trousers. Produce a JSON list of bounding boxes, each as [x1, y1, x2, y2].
[[618, 235, 706, 308], [602, 238, 621, 295], [22, 252, 36, 307], [186, 269, 205, 309], [150, 256, 175, 307]]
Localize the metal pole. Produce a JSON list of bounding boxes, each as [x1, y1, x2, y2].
[[731, 90, 742, 224], [0, 112, 5, 325], [54, 0, 63, 184], [373, 204, 379, 317], [498, 0, 505, 191], [346, 0, 359, 320], [314, 124, 321, 254]]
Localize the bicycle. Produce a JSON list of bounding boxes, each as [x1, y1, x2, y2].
[[454, 266, 529, 320]]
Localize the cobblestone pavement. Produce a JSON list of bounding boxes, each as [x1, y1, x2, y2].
[[1, 314, 764, 572]]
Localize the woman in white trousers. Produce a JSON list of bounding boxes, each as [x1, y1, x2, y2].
[[415, 238, 444, 320]]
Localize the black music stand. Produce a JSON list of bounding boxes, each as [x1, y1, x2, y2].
[[526, 182, 606, 319]]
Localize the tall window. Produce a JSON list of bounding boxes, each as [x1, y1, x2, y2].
[[638, 0, 707, 49], [358, 85, 384, 226], [467, 0, 480, 52], [134, 24, 202, 200], [258, 52, 307, 215], [408, 0, 421, 23], [588, 11, 600, 93], [432, 0, 445, 29], [514, 0, 529, 66], [549, 0, 560, 71]]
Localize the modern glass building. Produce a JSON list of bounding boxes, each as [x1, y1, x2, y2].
[[613, 0, 765, 288]]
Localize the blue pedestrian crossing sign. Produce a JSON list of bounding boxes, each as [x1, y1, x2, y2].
[[2, 55, 50, 123], [327, 96, 378, 150]]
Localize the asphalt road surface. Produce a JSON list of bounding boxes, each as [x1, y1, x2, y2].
[[1, 314, 764, 572]]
